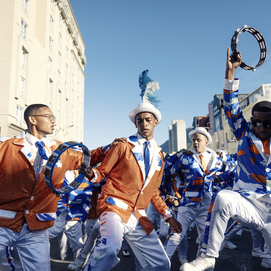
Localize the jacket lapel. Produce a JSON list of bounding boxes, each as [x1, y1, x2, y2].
[[128, 135, 163, 190], [13, 131, 57, 170]]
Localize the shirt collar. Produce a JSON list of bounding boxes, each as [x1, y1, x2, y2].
[[25, 132, 47, 146], [136, 133, 155, 147]]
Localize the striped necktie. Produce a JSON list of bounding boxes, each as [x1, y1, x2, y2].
[[144, 141, 150, 179], [35, 141, 48, 160], [199, 154, 207, 175]]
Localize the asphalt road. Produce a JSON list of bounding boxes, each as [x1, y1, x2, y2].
[[50, 226, 268, 271]]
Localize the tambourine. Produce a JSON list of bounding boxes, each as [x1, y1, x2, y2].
[[231, 25, 267, 71], [44, 141, 90, 194]]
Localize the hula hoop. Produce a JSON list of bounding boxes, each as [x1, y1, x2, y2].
[[44, 141, 90, 194], [231, 25, 267, 71]]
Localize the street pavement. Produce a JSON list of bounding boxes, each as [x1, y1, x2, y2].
[[50, 226, 268, 271]]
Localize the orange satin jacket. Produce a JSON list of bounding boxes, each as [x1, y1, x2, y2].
[[0, 132, 106, 232]]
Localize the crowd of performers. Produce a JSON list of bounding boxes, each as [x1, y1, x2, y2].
[[1, 48, 271, 271]]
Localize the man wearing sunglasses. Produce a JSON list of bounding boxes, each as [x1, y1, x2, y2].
[[181, 49, 271, 271], [0, 104, 112, 271]]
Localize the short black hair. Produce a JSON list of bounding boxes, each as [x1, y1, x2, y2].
[[252, 101, 271, 115], [24, 104, 48, 125]]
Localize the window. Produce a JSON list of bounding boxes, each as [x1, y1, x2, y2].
[[58, 90, 61, 107], [58, 33, 62, 46], [58, 51, 61, 65], [49, 79, 53, 95], [65, 81, 68, 92], [21, 47, 27, 68], [57, 70, 61, 82], [66, 29, 69, 41], [59, 14, 63, 27], [66, 47, 69, 59], [215, 117, 220, 132], [20, 77, 25, 97], [50, 16, 54, 30], [240, 99, 248, 109], [49, 36, 53, 51], [72, 73, 74, 84], [65, 63, 68, 75], [21, 19, 27, 39], [22, 0, 29, 13], [48, 57, 52, 70], [50, 0, 54, 10], [16, 105, 23, 126]]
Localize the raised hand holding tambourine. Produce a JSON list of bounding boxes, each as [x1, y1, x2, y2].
[[231, 25, 267, 71], [44, 141, 90, 194]]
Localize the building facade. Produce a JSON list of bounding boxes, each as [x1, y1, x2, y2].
[[168, 119, 187, 153], [209, 83, 271, 154], [0, 0, 86, 142]]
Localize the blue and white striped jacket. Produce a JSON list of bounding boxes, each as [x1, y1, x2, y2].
[[170, 149, 223, 206], [223, 79, 271, 198]]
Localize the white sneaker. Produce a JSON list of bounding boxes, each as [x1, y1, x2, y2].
[[122, 249, 130, 257], [252, 249, 265, 258], [68, 255, 87, 271], [180, 255, 215, 271], [223, 239, 237, 250], [179, 257, 188, 266], [261, 258, 271, 268]]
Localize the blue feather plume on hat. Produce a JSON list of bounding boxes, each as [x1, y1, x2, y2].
[[139, 70, 160, 107]]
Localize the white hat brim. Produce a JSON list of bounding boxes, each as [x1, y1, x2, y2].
[[188, 127, 212, 144], [129, 103, 161, 124]]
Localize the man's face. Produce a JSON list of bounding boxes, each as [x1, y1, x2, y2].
[[192, 133, 208, 154], [135, 112, 158, 141], [251, 111, 271, 141], [30, 107, 56, 136]]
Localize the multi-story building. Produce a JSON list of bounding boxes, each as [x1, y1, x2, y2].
[[168, 119, 187, 153], [209, 83, 271, 153], [208, 93, 247, 151], [0, 0, 86, 142]]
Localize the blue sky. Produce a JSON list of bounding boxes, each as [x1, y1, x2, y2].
[[69, 0, 271, 150]]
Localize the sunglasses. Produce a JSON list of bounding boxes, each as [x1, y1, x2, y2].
[[251, 119, 271, 129]]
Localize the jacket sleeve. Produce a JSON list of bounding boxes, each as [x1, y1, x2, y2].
[[223, 79, 248, 141], [91, 142, 126, 183]]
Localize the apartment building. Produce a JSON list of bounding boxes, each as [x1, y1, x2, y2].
[[209, 83, 271, 153], [168, 119, 187, 153], [0, 0, 86, 142]]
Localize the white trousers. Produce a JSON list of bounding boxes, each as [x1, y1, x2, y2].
[[83, 211, 170, 271], [165, 202, 210, 259], [0, 224, 50, 271], [205, 190, 271, 257], [48, 210, 84, 260]]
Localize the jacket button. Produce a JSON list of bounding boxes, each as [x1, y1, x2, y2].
[[25, 210, 29, 214], [30, 196, 34, 200]]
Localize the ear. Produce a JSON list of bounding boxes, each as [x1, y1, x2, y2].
[[153, 117, 158, 127], [28, 115, 37, 126]]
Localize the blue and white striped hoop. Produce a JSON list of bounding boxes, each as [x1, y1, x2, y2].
[[44, 141, 90, 194]]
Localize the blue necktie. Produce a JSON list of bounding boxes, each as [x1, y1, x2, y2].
[[144, 141, 150, 179], [35, 141, 48, 160]]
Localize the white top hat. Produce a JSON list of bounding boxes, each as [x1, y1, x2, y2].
[[188, 127, 212, 144], [129, 102, 162, 124]]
